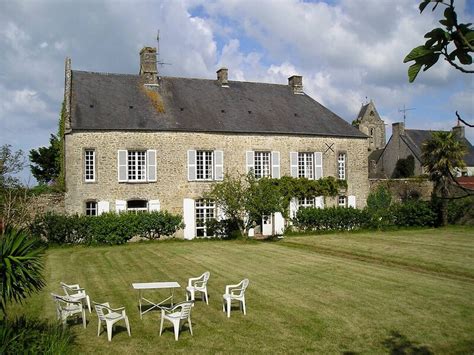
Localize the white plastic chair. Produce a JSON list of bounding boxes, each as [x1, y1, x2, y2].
[[60, 282, 92, 313], [222, 279, 249, 318], [159, 301, 194, 341], [186, 271, 210, 305], [51, 293, 87, 329], [94, 302, 131, 342]]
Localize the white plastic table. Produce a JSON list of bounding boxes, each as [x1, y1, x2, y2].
[[132, 282, 181, 319]]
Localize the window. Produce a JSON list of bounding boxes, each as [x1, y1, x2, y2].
[[85, 201, 97, 216], [118, 150, 156, 183], [298, 197, 315, 209], [254, 151, 271, 178], [298, 152, 314, 179], [127, 151, 146, 181], [195, 199, 215, 237], [338, 196, 347, 207], [338, 153, 346, 180], [127, 200, 148, 213], [84, 149, 95, 182], [196, 151, 214, 180]]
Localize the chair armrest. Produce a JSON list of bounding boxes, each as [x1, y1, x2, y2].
[[225, 283, 240, 294], [110, 306, 125, 312], [188, 276, 203, 287]]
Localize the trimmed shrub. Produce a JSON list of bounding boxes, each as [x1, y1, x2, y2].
[[391, 200, 437, 227], [293, 207, 369, 232], [30, 211, 184, 245]]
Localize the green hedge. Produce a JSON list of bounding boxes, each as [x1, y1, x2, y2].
[[30, 211, 184, 245], [391, 200, 437, 227], [293, 207, 369, 232]]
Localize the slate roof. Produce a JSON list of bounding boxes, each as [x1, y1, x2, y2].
[[403, 129, 474, 166], [70, 70, 367, 138]]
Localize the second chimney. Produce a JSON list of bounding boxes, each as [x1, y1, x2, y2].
[[288, 75, 303, 94], [452, 124, 465, 139], [217, 68, 229, 87], [139, 47, 158, 85], [392, 122, 405, 137]]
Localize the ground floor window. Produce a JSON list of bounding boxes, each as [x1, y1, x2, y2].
[[338, 196, 347, 207], [85, 201, 97, 216], [127, 200, 148, 213], [297, 197, 315, 209], [195, 199, 215, 237]]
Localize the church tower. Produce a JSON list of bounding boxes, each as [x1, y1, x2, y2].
[[353, 100, 386, 151]]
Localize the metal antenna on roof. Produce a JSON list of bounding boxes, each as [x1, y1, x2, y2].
[[398, 105, 415, 125], [156, 30, 171, 67]]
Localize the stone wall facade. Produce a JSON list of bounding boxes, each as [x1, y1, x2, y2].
[[64, 131, 369, 237], [369, 178, 433, 202]]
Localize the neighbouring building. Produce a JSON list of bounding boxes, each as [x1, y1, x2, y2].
[[62, 46, 369, 238], [375, 122, 474, 178]]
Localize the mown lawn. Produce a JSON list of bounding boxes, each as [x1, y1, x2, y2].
[[13, 226, 474, 353]]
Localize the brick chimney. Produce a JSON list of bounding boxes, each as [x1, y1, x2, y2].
[[217, 68, 229, 87], [392, 122, 405, 137], [452, 124, 465, 139], [139, 47, 158, 85], [288, 75, 303, 94]]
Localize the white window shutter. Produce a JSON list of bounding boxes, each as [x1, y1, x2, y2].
[[217, 206, 226, 221], [314, 152, 323, 179], [118, 150, 127, 182], [97, 201, 109, 215], [274, 212, 285, 234], [290, 152, 298, 178], [214, 150, 224, 181], [183, 198, 195, 240], [348, 195, 356, 208], [149, 199, 160, 211], [246, 151, 254, 174], [147, 150, 157, 182], [271, 151, 280, 179], [316, 196, 324, 209], [289, 197, 298, 219], [115, 200, 126, 213], [187, 150, 196, 181]]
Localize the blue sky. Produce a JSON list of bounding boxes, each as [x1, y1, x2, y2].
[[0, 0, 473, 184]]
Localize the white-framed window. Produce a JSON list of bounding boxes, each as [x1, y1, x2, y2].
[[196, 150, 214, 180], [338, 196, 347, 207], [254, 151, 271, 178], [85, 201, 97, 216], [290, 152, 322, 179], [298, 197, 315, 208], [84, 149, 96, 182], [118, 149, 156, 183], [338, 153, 346, 180], [128, 151, 146, 181], [187, 150, 223, 181], [298, 152, 314, 179], [195, 199, 215, 237], [127, 199, 148, 214]]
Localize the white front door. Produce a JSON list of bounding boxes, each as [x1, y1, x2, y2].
[[262, 215, 273, 236]]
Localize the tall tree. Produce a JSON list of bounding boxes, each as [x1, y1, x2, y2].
[[29, 134, 60, 184], [421, 131, 466, 226], [0, 145, 25, 189]]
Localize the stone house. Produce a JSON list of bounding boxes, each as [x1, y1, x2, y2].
[[375, 122, 474, 178], [62, 47, 369, 238]]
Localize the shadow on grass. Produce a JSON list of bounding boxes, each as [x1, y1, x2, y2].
[[382, 331, 432, 355]]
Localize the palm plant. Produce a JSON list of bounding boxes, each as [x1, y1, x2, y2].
[[0, 227, 45, 317], [421, 131, 467, 226]]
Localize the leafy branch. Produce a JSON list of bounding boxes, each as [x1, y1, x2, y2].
[[404, 0, 473, 82]]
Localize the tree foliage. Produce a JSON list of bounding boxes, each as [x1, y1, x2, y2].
[[29, 134, 60, 185], [208, 173, 347, 236], [0, 145, 25, 189], [392, 155, 415, 178], [421, 131, 467, 225], [0, 227, 45, 317], [404, 0, 473, 82]]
